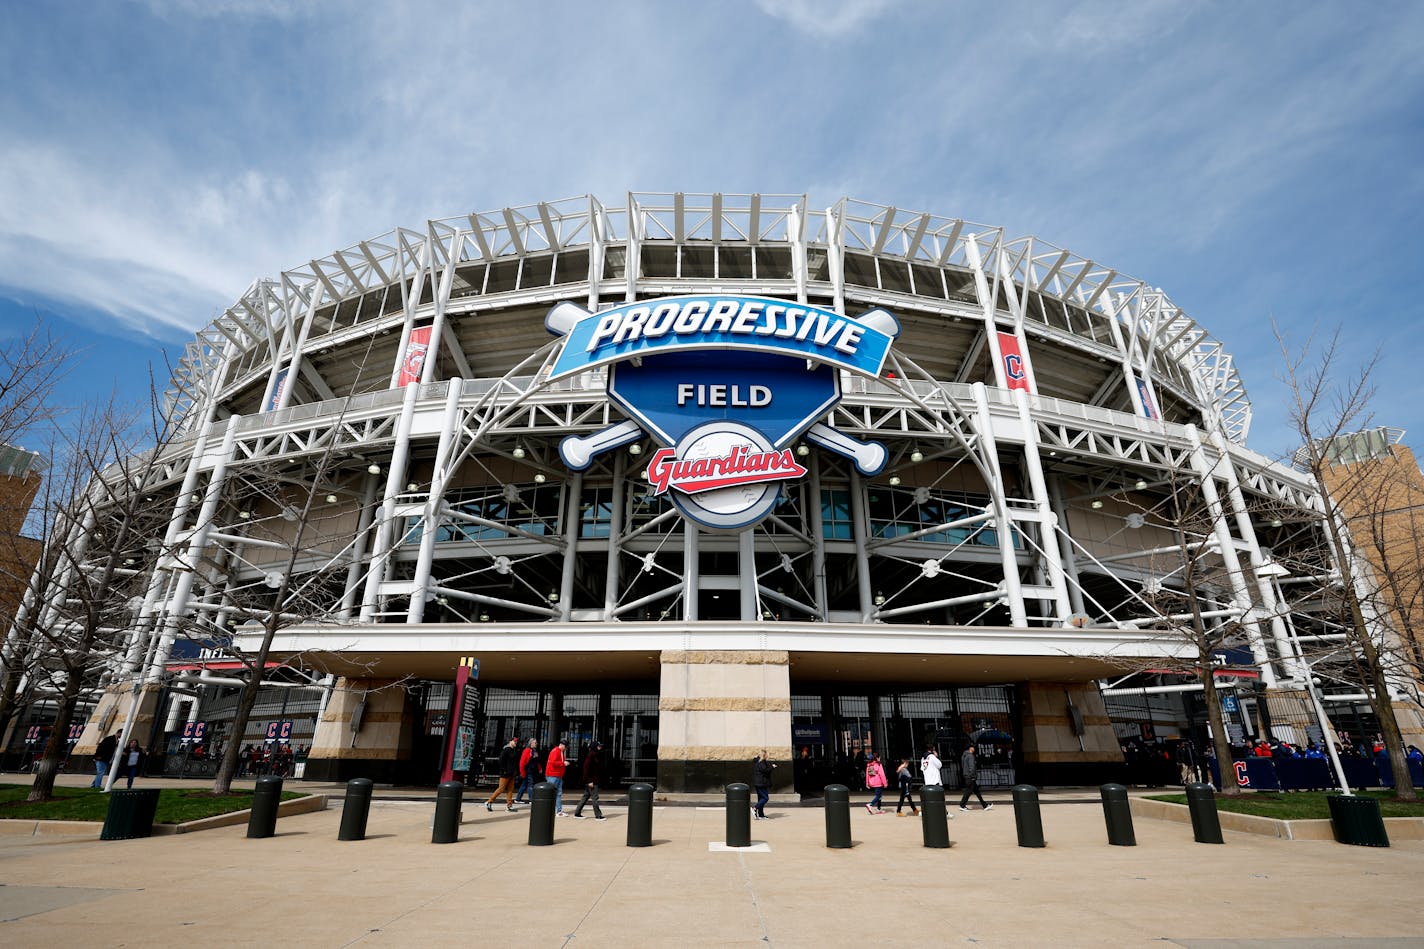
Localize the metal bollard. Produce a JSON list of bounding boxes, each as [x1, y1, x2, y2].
[[432, 780, 463, 844], [824, 784, 852, 849], [1011, 784, 1045, 848], [1185, 782, 1224, 844], [626, 783, 654, 848], [528, 781, 556, 846], [247, 775, 284, 839], [919, 785, 951, 849], [338, 778, 374, 841], [725, 782, 751, 847], [1099, 783, 1136, 846]]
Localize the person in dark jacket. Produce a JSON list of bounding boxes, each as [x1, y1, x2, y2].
[[894, 758, 919, 816], [119, 739, 145, 789], [753, 751, 775, 819], [573, 740, 606, 820], [485, 737, 521, 812], [957, 741, 991, 811], [92, 733, 118, 788]]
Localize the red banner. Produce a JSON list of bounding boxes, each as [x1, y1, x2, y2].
[[397, 326, 433, 387], [997, 332, 1031, 392]]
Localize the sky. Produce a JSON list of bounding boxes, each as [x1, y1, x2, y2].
[[2, 0, 1422, 462]]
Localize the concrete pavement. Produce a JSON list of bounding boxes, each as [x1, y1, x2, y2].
[[1, 777, 1422, 947]]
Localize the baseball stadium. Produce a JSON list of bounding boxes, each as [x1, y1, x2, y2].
[[51, 191, 1390, 792]]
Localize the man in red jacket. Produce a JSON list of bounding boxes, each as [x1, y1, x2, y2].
[[545, 738, 568, 816]]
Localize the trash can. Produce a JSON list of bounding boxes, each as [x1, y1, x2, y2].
[[101, 788, 162, 840], [1326, 794, 1390, 847]]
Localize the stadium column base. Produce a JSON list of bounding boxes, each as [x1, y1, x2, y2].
[[655, 649, 794, 793], [1016, 681, 1127, 786], [305, 677, 413, 784], [71, 683, 164, 770], [1390, 699, 1424, 750]]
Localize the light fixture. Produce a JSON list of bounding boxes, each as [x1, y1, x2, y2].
[[548, 590, 559, 603], [1091, 499, 1104, 509], [479, 611, 491, 623], [910, 449, 924, 463], [367, 464, 381, 475], [406, 482, 418, 492], [534, 472, 547, 483], [874, 591, 886, 606], [512, 445, 526, 459], [889, 476, 901, 486], [1134, 479, 1148, 490], [628, 443, 642, 455], [239, 510, 252, 519], [325, 494, 338, 504], [436, 596, 448, 607], [796, 443, 810, 457], [1270, 518, 1283, 528]]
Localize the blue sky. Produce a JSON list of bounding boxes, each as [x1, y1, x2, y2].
[[2, 0, 1422, 461]]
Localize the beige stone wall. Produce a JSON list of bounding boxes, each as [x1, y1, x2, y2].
[[74, 684, 162, 755], [657, 650, 793, 763], [309, 678, 410, 763], [1017, 682, 1122, 764]]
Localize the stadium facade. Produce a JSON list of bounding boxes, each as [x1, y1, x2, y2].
[[59, 192, 1402, 791]]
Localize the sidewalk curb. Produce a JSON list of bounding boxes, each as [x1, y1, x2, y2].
[[0, 794, 328, 839], [1130, 796, 1424, 840]]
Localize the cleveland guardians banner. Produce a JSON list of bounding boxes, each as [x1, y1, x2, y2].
[[1135, 375, 1159, 420], [997, 332, 1031, 393], [397, 326, 433, 387], [266, 368, 289, 411]]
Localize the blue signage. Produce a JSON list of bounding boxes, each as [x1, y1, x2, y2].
[[546, 295, 897, 381], [1222, 694, 1239, 713]]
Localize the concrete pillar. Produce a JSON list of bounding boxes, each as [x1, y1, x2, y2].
[[304, 677, 414, 784], [1015, 682, 1125, 786]]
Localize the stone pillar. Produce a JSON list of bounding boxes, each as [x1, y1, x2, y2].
[[1016, 682, 1124, 786], [71, 683, 164, 771], [304, 678, 414, 784], [656, 650, 793, 792], [1391, 699, 1424, 750]]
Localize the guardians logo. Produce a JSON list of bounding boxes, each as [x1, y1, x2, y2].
[[546, 295, 900, 531]]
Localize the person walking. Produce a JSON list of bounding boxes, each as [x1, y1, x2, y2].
[[119, 738, 144, 789], [753, 750, 775, 819], [92, 733, 118, 789], [545, 738, 568, 816], [894, 759, 919, 816], [958, 741, 991, 811], [920, 745, 942, 786], [573, 740, 607, 820], [516, 738, 540, 804], [864, 752, 888, 813], [485, 737, 521, 812]]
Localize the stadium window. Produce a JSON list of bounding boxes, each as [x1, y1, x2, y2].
[[755, 246, 792, 280], [720, 246, 753, 279], [820, 489, 853, 540], [580, 488, 615, 538]]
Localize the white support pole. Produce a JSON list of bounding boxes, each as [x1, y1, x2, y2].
[[360, 383, 422, 621], [738, 528, 757, 621], [972, 383, 1028, 627], [274, 281, 322, 411], [965, 237, 1008, 390], [602, 453, 627, 620], [1046, 476, 1086, 616], [1186, 425, 1275, 686], [1014, 390, 1071, 623], [338, 472, 382, 620], [419, 227, 461, 386], [558, 473, 582, 622], [849, 469, 875, 622], [406, 380, 467, 623], [388, 235, 431, 388], [807, 453, 829, 622]]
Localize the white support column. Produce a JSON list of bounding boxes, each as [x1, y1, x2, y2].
[[406, 380, 467, 623], [360, 383, 422, 621], [738, 528, 757, 621], [587, 196, 605, 311], [807, 453, 829, 621], [849, 469, 875, 622], [683, 519, 699, 621], [972, 382, 1028, 627], [826, 203, 845, 315], [1103, 291, 1147, 418], [603, 453, 628, 619], [1014, 390, 1071, 624], [274, 279, 322, 411], [789, 200, 809, 305], [338, 472, 382, 620], [1186, 425, 1275, 686], [965, 237, 1008, 390], [1046, 475, 1086, 616], [419, 227, 461, 386], [624, 193, 640, 303], [387, 235, 431, 388]]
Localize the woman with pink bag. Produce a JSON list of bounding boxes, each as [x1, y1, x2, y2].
[[864, 752, 888, 814]]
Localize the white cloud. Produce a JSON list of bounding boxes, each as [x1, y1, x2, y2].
[[752, 0, 900, 39]]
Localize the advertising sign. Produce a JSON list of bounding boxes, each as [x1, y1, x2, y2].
[[996, 331, 1031, 393], [440, 663, 481, 783], [266, 368, 289, 411], [547, 295, 902, 531], [1134, 376, 1159, 420], [397, 326, 433, 387]]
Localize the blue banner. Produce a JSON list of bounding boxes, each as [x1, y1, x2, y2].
[[547, 295, 896, 380]]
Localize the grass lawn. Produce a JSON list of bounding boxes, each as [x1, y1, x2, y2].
[[1147, 789, 1424, 820], [0, 783, 304, 824]]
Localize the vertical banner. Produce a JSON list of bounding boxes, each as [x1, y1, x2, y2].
[[440, 662, 482, 783], [997, 331, 1031, 393], [397, 326, 433, 387], [1134, 376, 1159, 420], [266, 368, 289, 411]]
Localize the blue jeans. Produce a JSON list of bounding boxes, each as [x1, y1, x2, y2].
[[755, 786, 769, 817], [869, 786, 884, 808], [92, 760, 108, 788], [516, 776, 534, 801], [548, 776, 564, 812]]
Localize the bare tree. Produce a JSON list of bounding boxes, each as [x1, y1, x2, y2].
[[1276, 323, 1417, 800], [0, 315, 75, 448]]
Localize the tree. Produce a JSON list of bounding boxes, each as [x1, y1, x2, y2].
[[1276, 323, 1417, 800]]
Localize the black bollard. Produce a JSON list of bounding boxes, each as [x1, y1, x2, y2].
[[1011, 784, 1045, 848], [1185, 782, 1224, 844], [824, 784, 852, 849], [528, 781, 556, 846], [247, 775, 284, 839], [725, 782, 751, 847], [432, 780, 463, 844], [626, 783, 654, 848], [338, 778, 374, 841], [919, 785, 951, 849], [1099, 783, 1136, 846]]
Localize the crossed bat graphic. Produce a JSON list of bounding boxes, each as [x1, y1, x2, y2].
[[546, 301, 896, 475]]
